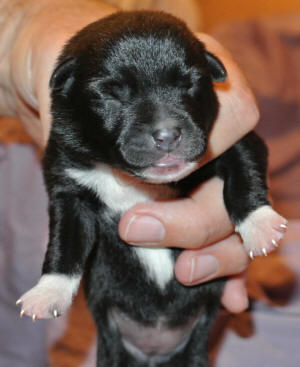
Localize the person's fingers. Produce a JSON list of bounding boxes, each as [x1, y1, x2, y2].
[[119, 177, 234, 248], [221, 273, 249, 313], [196, 33, 260, 163], [5, 0, 116, 147], [174, 234, 250, 285]]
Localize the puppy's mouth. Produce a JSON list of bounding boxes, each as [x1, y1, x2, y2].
[[141, 155, 199, 184], [154, 156, 186, 173]]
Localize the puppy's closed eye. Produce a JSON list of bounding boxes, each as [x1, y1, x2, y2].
[[88, 79, 132, 105], [165, 67, 193, 90], [102, 81, 132, 101]]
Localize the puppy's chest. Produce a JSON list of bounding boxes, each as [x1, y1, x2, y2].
[[66, 164, 179, 290]]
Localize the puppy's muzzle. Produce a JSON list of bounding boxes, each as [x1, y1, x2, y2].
[[152, 127, 182, 153]]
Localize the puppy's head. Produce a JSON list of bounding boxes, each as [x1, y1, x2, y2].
[[50, 11, 227, 183]]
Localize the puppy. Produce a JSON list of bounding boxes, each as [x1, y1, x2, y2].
[[17, 11, 287, 367]]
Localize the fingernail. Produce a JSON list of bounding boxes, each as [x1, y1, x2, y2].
[[124, 215, 165, 245], [189, 255, 219, 283]]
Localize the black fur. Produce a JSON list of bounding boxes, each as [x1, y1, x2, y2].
[[42, 11, 269, 367]]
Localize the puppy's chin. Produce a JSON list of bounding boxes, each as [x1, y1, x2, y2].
[[141, 160, 199, 184]]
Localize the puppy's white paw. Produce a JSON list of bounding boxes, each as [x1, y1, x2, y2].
[[16, 274, 80, 321], [235, 205, 287, 260]]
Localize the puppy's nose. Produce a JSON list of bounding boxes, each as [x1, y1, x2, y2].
[[152, 127, 181, 152]]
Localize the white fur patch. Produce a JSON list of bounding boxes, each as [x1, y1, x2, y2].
[[235, 205, 287, 258], [18, 274, 80, 319], [66, 164, 177, 213], [66, 164, 178, 289], [133, 247, 174, 290]]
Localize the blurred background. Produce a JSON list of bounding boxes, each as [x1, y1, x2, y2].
[[200, 0, 300, 30], [106, 0, 300, 31]]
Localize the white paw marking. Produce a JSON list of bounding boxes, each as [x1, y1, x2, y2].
[[235, 205, 287, 259], [17, 274, 80, 321]]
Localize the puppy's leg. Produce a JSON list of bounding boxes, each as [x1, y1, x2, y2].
[[235, 205, 287, 259], [218, 132, 287, 259], [17, 194, 96, 320], [163, 320, 210, 367]]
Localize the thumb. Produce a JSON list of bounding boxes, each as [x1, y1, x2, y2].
[[119, 177, 233, 249]]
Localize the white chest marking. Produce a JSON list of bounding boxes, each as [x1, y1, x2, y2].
[[66, 164, 178, 289]]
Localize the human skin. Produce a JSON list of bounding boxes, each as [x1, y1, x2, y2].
[[0, 0, 259, 312]]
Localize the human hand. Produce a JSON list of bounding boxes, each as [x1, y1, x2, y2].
[[119, 33, 259, 313], [0, 0, 117, 146]]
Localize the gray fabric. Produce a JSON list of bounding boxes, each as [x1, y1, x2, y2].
[[0, 144, 49, 367]]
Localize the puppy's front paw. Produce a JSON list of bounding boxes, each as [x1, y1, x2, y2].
[[235, 205, 287, 260], [16, 274, 80, 321]]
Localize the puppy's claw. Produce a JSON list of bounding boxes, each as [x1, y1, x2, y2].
[[249, 251, 254, 260], [272, 239, 278, 247], [262, 248, 268, 256], [53, 309, 58, 318], [32, 314, 37, 322], [280, 223, 287, 229], [16, 298, 22, 306], [20, 309, 25, 318]]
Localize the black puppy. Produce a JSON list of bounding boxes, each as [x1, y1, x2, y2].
[[18, 11, 287, 367]]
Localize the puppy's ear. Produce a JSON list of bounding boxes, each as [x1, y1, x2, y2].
[[49, 56, 76, 94], [205, 51, 227, 82]]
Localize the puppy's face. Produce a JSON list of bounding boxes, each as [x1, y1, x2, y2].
[[50, 12, 226, 183]]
